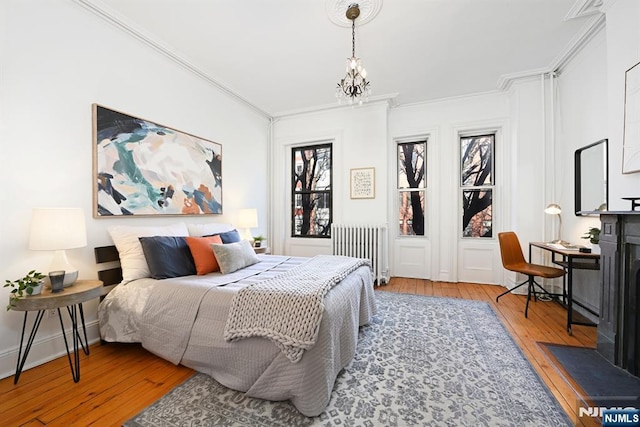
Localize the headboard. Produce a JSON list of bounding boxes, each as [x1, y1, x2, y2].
[[95, 245, 122, 295]]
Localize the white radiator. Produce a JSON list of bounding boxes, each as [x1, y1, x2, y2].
[[331, 223, 389, 285]]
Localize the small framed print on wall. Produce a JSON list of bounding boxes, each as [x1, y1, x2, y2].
[[350, 167, 375, 199]]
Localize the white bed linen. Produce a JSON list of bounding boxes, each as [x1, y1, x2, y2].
[[99, 255, 302, 343], [98, 254, 376, 416]]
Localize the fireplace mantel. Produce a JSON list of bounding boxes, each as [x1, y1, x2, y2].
[[599, 213, 640, 377]]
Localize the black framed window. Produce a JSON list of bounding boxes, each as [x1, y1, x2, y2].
[[397, 140, 426, 236], [291, 143, 332, 238], [460, 133, 494, 238]]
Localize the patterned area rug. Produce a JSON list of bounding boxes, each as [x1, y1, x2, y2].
[[125, 291, 570, 426]]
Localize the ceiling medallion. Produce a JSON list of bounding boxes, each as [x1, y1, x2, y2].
[[326, 0, 382, 27]]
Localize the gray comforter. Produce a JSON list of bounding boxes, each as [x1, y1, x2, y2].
[[99, 255, 376, 417]]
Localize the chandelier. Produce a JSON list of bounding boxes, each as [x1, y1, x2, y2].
[[336, 3, 371, 104]]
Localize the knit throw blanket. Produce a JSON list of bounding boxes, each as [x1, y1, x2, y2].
[[224, 255, 371, 363]]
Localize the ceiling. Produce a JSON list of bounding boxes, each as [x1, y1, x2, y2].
[[80, 0, 604, 117]]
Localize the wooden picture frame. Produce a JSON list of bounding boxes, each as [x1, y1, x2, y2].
[[623, 61, 640, 174], [350, 167, 375, 199], [93, 104, 222, 217]]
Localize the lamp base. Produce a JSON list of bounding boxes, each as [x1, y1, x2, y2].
[[240, 228, 254, 241], [63, 270, 78, 287], [49, 250, 79, 286]]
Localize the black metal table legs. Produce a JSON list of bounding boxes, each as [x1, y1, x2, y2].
[[14, 303, 89, 384]]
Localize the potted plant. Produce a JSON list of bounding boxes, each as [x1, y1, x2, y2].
[[253, 235, 265, 248], [4, 270, 46, 310], [581, 227, 601, 245]]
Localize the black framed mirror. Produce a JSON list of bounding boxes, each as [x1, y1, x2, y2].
[[575, 138, 608, 215]]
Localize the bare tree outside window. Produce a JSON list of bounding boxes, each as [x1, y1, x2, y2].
[[397, 140, 426, 236], [291, 143, 332, 237], [460, 134, 494, 238]]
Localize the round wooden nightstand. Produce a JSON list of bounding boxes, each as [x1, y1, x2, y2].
[[10, 279, 103, 383], [253, 246, 270, 254]]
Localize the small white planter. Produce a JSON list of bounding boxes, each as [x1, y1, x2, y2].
[[29, 282, 44, 296]]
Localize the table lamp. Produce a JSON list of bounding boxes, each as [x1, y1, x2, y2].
[[544, 203, 568, 245], [237, 208, 258, 241], [29, 208, 87, 286]]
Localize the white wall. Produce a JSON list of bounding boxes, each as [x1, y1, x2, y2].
[[0, 0, 270, 378], [390, 92, 511, 283], [539, 0, 640, 316], [3, 0, 636, 380], [605, 0, 640, 209], [551, 28, 608, 243], [273, 85, 549, 286], [271, 102, 389, 257]]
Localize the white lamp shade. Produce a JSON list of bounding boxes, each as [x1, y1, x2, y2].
[[29, 208, 87, 286], [29, 208, 87, 250], [544, 203, 562, 215], [237, 208, 258, 229]]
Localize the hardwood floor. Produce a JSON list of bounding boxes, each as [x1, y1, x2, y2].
[[0, 279, 596, 426]]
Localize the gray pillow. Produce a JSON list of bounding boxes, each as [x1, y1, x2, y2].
[[211, 240, 260, 274]]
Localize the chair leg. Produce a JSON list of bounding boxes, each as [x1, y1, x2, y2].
[[495, 279, 529, 302], [524, 276, 535, 318]]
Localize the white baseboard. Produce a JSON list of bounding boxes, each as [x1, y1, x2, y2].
[[0, 320, 101, 380]]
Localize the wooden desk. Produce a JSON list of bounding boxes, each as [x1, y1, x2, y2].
[[10, 280, 103, 383], [530, 242, 600, 334]]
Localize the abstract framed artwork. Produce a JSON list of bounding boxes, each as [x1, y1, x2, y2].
[[350, 167, 375, 199], [93, 104, 222, 217], [623, 61, 640, 174]]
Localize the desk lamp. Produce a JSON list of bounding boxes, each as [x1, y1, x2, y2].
[[544, 203, 569, 245], [237, 208, 258, 242], [29, 208, 87, 286]]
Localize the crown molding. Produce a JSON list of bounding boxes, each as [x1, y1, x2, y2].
[[599, 0, 618, 14], [497, 13, 605, 91], [497, 68, 551, 91], [549, 14, 606, 72], [565, 0, 604, 20], [72, 0, 272, 119], [273, 93, 398, 118]]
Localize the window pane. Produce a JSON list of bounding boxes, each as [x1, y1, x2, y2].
[[293, 146, 331, 192], [292, 192, 331, 237], [461, 135, 493, 187], [398, 142, 426, 189], [462, 189, 492, 237], [398, 190, 425, 236], [291, 143, 332, 238]]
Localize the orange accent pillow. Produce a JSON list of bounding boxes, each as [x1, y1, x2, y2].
[[185, 235, 223, 275]]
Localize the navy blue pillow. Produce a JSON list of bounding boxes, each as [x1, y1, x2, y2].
[[139, 236, 196, 279], [207, 229, 242, 243]]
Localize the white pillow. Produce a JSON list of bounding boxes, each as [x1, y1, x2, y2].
[[187, 223, 234, 237], [211, 240, 260, 274], [108, 223, 189, 282]]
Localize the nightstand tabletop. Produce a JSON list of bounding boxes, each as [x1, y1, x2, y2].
[[10, 280, 103, 312]]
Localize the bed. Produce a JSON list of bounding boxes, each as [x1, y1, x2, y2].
[[96, 223, 376, 417]]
